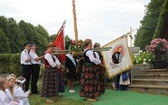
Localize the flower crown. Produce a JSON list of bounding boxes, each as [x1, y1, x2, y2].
[[6, 76, 15, 80], [16, 78, 26, 84]]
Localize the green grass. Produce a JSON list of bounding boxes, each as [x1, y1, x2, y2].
[[29, 95, 92, 105], [29, 78, 168, 105], [29, 78, 92, 105]]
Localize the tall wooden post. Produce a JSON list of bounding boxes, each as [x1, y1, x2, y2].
[[130, 27, 133, 47], [72, 0, 78, 42]]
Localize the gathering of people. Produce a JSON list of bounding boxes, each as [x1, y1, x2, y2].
[[0, 38, 131, 104]]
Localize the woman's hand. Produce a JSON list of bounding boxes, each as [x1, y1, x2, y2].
[[66, 69, 69, 73], [56, 65, 61, 69], [76, 68, 78, 73], [99, 63, 105, 68]]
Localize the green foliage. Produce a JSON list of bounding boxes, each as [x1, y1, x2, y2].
[[134, 0, 166, 50], [35, 24, 50, 41], [65, 35, 72, 49], [0, 28, 10, 53], [154, 0, 168, 38], [0, 53, 21, 76], [49, 34, 56, 42], [132, 50, 154, 64], [0, 16, 51, 54], [0, 15, 75, 55]]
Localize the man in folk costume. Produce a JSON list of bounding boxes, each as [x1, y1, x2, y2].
[[66, 51, 78, 93], [41, 42, 64, 104], [80, 39, 104, 102]]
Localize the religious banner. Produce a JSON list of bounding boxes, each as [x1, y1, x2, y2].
[[102, 35, 133, 78], [53, 20, 66, 63]]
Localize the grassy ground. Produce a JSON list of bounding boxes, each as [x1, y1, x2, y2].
[[29, 79, 168, 105]]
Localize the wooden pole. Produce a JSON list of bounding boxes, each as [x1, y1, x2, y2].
[[72, 0, 78, 42], [130, 27, 133, 47]]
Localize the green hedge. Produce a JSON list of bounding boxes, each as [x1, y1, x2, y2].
[[0, 53, 21, 76], [0, 53, 114, 87]]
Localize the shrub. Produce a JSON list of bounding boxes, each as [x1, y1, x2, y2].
[[132, 50, 155, 64]]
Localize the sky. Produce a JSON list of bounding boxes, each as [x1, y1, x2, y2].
[[0, 0, 150, 46]]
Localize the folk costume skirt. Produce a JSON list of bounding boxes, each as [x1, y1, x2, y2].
[[80, 63, 101, 98], [57, 69, 65, 92], [99, 66, 105, 94], [41, 68, 59, 98]]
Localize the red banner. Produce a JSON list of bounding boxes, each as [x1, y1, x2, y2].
[[53, 21, 66, 63]]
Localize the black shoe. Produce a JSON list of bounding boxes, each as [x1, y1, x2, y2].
[[32, 91, 40, 95]]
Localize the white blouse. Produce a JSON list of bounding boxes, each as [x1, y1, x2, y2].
[[84, 49, 101, 65], [44, 53, 61, 68]]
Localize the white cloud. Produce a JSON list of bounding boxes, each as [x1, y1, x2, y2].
[[0, 0, 150, 46]]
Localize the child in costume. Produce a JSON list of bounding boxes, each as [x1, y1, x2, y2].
[[0, 77, 18, 105], [66, 52, 78, 93], [14, 76, 30, 105], [6, 74, 23, 105]]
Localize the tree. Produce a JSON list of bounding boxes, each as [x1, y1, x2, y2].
[[35, 25, 50, 40], [0, 28, 10, 53], [35, 25, 50, 55], [18, 20, 36, 43], [134, 0, 166, 50], [154, 0, 168, 40], [6, 18, 26, 53]]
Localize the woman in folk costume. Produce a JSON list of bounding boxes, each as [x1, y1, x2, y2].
[[93, 43, 105, 94], [0, 77, 18, 105], [5, 74, 23, 105], [54, 50, 65, 93], [41, 42, 65, 104], [14, 76, 30, 105], [65, 51, 78, 93], [80, 39, 105, 102]]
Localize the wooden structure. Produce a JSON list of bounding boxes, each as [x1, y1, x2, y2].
[[72, 0, 78, 42]]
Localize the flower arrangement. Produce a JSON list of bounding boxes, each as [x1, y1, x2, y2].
[[132, 50, 154, 64], [68, 40, 84, 52], [145, 38, 168, 60]]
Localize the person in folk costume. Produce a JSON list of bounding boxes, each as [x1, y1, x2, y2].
[[20, 43, 32, 92], [29, 43, 43, 94], [80, 39, 105, 102], [65, 51, 78, 93], [5, 75, 23, 105], [112, 48, 130, 90], [93, 42, 105, 94], [0, 77, 18, 105], [54, 47, 65, 94], [112, 71, 130, 91], [14, 76, 30, 105], [41, 42, 65, 104]]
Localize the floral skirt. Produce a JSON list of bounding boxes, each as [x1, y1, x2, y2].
[[80, 64, 101, 98], [99, 66, 105, 94], [41, 68, 59, 98]]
